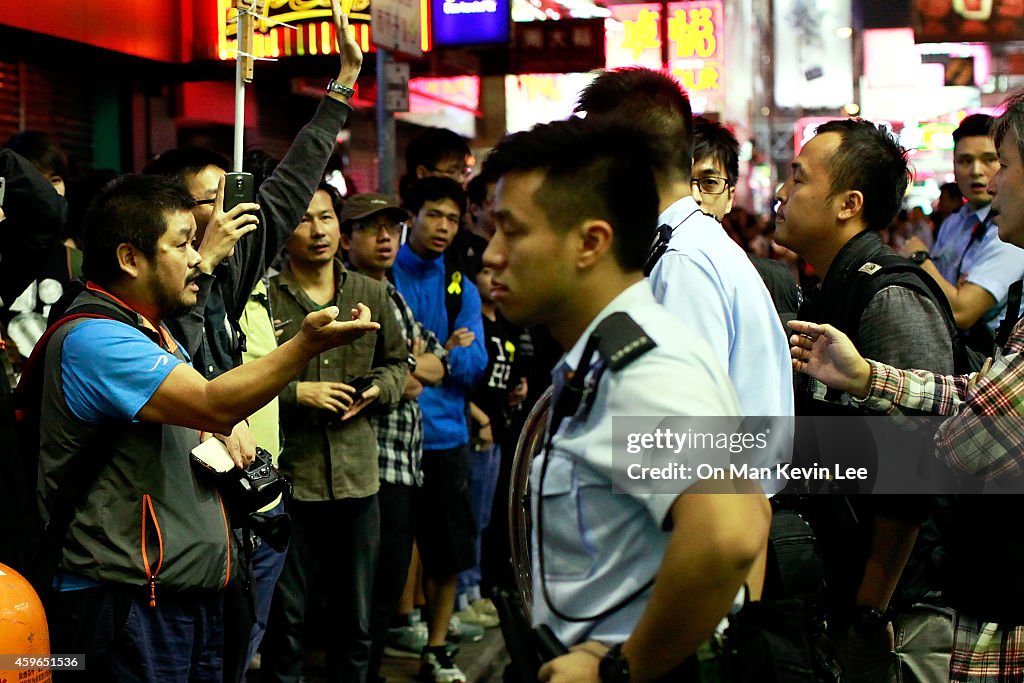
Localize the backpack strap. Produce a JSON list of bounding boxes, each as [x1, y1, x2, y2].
[[996, 279, 1024, 350], [14, 311, 118, 420], [842, 254, 976, 374], [443, 257, 463, 338]]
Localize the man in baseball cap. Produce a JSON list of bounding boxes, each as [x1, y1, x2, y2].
[[340, 192, 454, 682]]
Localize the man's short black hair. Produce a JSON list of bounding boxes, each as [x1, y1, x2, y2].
[[243, 149, 280, 188], [6, 130, 70, 178], [953, 114, 994, 148], [693, 117, 739, 185], [317, 181, 344, 219], [574, 67, 693, 181], [482, 118, 661, 273], [814, 119, 911, 232], [82, 174, 196, 286], [466, 171, 496, 207], [143, 147, 231, 183], [404, 176, 466, 218], [404, 127, 471, 176]]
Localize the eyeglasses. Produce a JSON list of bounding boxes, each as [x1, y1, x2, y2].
[[429, 166, 474, 180], [691, 176, 732, 195], [354, 221, 404, 236]]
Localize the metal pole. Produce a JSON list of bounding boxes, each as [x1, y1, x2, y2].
[[234, 30, 246, 173], [376, 49, 397, 194], [660, 0, 670, 70]]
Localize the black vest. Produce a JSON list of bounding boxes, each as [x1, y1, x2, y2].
[[39, 289, 232, 596]]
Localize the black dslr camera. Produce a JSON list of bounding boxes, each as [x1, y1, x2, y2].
[[190, 442, 291, 521]]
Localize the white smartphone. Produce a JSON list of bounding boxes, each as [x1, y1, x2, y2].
[[0, 176, 6, 207], [190, 438, 236, 474]]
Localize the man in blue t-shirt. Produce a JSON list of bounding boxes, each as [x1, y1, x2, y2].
[[42, 174, 379, 683], [392, 176, 487, 683]]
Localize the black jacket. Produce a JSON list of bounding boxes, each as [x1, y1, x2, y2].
[[167, 97, 352, 378]]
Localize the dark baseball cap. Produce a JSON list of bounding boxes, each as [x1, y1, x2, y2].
[[339, 193, 409, 225]]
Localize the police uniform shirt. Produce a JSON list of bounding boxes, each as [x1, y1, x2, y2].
[[649, 196, 794, 420], [932, 203, 1024, 330], [530, 281, 742, 646]]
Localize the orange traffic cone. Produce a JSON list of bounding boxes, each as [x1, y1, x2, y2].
[[0, 563, 51, 683]]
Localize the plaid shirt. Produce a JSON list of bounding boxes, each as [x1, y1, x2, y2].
[[855, 317, 1024, 480], [951, 613, 1024, 682], [369, 281, 447, 487]]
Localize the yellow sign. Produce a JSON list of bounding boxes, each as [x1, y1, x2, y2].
[[607, 1, 724, 96], [217, 0, 429, 60], [668, 6, 717, 59], [621, 9, 661, 60]]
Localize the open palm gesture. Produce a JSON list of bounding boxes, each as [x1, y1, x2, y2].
[[788, 320, 873, 398]]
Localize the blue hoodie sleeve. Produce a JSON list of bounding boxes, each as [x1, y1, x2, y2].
[[447, 279, 488, 390]]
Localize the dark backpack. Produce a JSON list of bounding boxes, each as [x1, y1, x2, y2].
[[833, 253, 982, 375]]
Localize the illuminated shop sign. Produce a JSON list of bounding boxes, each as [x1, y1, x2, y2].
[[914, 0, 1024, 43], [430, 0, 511, 46], [606, 1, 724, 109], [217, 0, 432, 60]]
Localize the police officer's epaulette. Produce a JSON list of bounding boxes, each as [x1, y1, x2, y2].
[[593, 312, 657, 371]]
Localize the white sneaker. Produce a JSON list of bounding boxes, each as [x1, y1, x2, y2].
[[455, 604, 499, 629], [420, 646, 467, 683], [385, 621, 429, 659], [472, 598, 499, 619], [447, 614, 485, 642]]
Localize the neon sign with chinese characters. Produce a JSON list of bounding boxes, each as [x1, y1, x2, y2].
[[216, 0, 432, 60], [606, 1, 724, 110]]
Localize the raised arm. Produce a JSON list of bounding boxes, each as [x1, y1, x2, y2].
[[226, 0, 364, 315]]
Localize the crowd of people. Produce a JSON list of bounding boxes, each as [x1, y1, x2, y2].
[[1, 4, 1024, 682]]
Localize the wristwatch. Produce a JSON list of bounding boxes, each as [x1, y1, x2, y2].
[[327, 79, 355, 98], [407, 354, 418, 373], [851, 606, 891, 634], [598, 643, 630, 683], [909, 250, 930, 265]]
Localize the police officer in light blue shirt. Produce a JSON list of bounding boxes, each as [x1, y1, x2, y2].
[[901, 114, 1024, 339], [480, 117, 773, 683], [574, 68, 794, 424]]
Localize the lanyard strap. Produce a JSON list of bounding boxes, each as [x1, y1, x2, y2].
[[954, 214, 993, 282]]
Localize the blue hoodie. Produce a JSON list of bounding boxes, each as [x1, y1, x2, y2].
[[392, 244, 487, 450]]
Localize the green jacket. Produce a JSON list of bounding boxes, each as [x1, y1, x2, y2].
[[270, 259, 407, 501]]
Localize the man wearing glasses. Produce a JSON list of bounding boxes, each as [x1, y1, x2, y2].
[[690, 120, 736, 221], [692, 117, 801, 324], [401, 127, 475, 195], [338, 192, 450, 683]]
